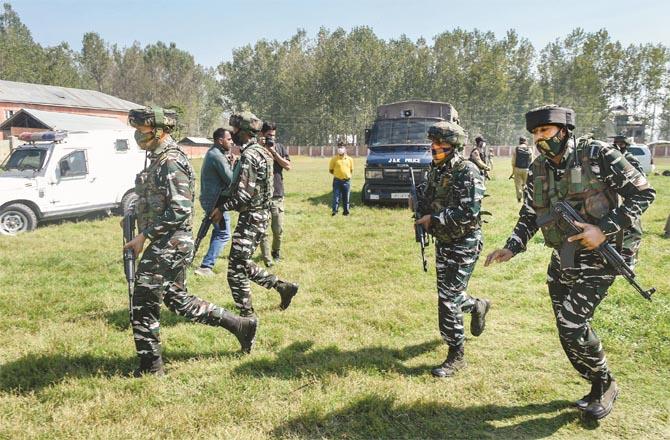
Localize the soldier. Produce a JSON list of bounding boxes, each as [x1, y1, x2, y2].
[[511, 136, 534, 202], [212, 111, 299, 318], [612, 134, 643, 173], [485, 105, 655, 420], [414, 121, 492, 378], [123, 107, 257, 377], [257, 121, 291, 267], [469, 135, 491, 179]]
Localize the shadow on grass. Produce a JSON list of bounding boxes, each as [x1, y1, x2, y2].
[[234, 339, 441, 379], [0, 349, 240, 393], [272, 394, 577, 439]]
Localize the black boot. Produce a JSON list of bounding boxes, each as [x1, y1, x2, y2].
[[431, 346, 466, 378], [583, 374, 618, 420], [133, 356, 165, 377], [271, 250, 281, 262], [470, 298, 491, 337], [575, 381, 598, 410], [220, 312, 258, 354], [276, 281, 299, 310]]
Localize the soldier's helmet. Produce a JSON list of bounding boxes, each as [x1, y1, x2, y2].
[[525, 105, 575, 133], [128, 107, 177, 132], [229, 111, 262, 134], [613, 134, 630, 145], [427, 121, 466, 149]]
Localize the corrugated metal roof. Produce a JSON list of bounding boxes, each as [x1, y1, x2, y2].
[[0, 79, 141, 111], [0, 109, 128, 131], [179, 136, 212, 145]]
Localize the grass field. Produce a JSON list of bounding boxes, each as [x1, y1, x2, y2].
[[0, 156, 668, 439]]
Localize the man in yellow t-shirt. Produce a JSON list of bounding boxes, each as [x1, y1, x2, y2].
[[329, 142, 354, 216]]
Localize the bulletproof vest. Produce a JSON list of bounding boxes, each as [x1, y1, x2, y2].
[[425, 154, 481, 243], [531, 136, 618, 249], [242, 142, 274, 211], [134, 141, 195, 234], [514, 145, 532, 169]]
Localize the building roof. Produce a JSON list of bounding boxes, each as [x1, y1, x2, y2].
[[0, 79, 140, 111], [178, 136, 212, 146], [0, 109, 128, 131]]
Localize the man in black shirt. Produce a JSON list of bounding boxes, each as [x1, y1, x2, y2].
[[258, 121, 291, 267]]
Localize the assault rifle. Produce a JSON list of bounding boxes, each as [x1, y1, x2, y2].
[[122, 211, 137, 323], [193, 215, 213, 258], [194, 207, 227, 259], [409, 167, 429, 272], [537, 201, 655, 301]]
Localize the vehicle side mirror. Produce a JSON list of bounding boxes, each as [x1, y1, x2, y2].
[[60, 160, 70, 177], [364, 129, 371, 146]]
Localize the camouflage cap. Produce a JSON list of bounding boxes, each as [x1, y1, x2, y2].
[[525, 105, 575, 132], [128, 107, 177, 132], [427, 121, 466, 149], [229, 111, 262, 134]]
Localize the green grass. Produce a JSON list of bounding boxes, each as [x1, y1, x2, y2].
[[0, 156, 669, 439]]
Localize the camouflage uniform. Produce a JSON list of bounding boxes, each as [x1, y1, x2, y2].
[[503, 111, 655, 417], [132, 135, 255, 365], [218, 114, 298, 317], [418, 153, 488, 348], [417, 121, 491, 378]]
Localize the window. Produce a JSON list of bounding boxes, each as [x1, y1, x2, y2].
[[2, 148, 47, 171], [115, 139, 129, 152], [628, 147, 646, 156], [4, 110, 15, 119], [60, 150, 88, 177]]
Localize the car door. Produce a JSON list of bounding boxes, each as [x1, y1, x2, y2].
[[47, 149, 100, 211]]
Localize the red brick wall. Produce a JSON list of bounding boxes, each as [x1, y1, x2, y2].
[[0, 103, 131, 140]]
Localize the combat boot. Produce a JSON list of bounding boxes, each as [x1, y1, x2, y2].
[[575, 381, 598, 410], [583, 374, 618, 420], [470, 298, 491, 337], [276, 281, 299, 310], [431, 346, 466, 378], [220, 312, 258, 354], [133, 356, 165, 377]]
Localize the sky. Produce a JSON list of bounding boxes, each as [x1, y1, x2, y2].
[[8, 0, 670, 68]]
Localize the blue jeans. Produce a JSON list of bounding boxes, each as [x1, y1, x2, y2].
[[200, 211, 231, 269], [332, 178, 350, 213]]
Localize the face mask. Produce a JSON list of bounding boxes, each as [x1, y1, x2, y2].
[[535, 130, 565, 158], [232, 130, 243, 146], [337, 147, 346, 155], [134, 130, 157, 150], [431, 143, 452, 164]]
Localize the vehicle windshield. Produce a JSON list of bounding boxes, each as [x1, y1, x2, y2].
[[628, 146, 646, 156], [1, 148, 48, 171], [369, 119, 435, 146]]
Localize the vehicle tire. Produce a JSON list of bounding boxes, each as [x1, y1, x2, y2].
[[0, 203, 38, 235], [119, 191, 138, 216], [361, 184, 371, 206]]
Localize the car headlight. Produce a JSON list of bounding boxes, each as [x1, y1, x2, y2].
[[365, 169, 383, 179]]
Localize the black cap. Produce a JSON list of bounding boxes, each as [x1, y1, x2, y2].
[[519, 136, 527, 143], [525, 105, 575, 132]]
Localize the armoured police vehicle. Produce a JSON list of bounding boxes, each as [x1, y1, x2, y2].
[[362, 100, 460, 204], [0, 129, 144, 235]]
